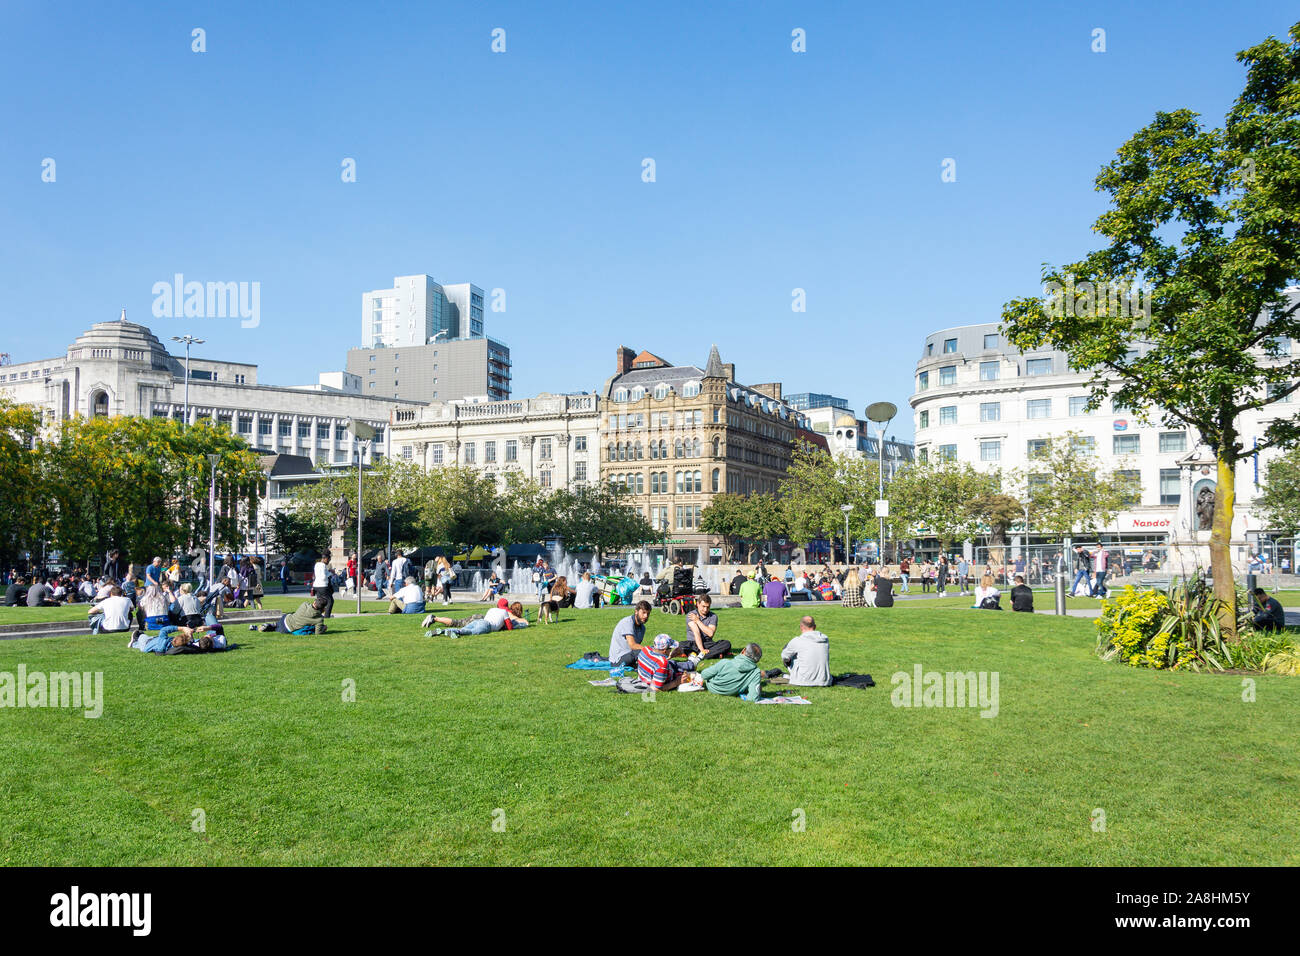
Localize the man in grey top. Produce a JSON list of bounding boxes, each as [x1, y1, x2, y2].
[[608, 600, 652, 666], [26, 578, 57, 607], [780, 615, 832, 687], [574, 571, 601, 609], [956, 557, 971, 596]]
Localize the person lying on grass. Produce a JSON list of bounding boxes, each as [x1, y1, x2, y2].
[[251, 595, 330, 634], [690, 642, 777, 700], [423, 598, 529, 637], [129, 622, 225, 653], [636, 634, 697, 691]]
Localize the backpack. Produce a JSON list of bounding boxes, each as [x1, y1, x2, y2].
[[979, 595, 1002, 610]]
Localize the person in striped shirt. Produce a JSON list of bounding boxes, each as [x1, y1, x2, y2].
[[636, 634, 695, 691]]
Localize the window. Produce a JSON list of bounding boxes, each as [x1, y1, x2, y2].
[[574, 461, 587, 482], [939, 366, 956, 386], [938, 444, 957, 461], [918, 448, 929, 463], [940, 406, 957, 425], [1026, 399, 1052, 419], [1026, 357, 1052, 376], [1115, 469, 1141, 506], [335, 425, 347, 441], [1069, 396, 1090, 416], [917, 371, 929, 391], [1160, 468, 1181, 505], [297, 422, 310, 438], [505, 440, 517, 462], [926, 343, 934, 356], [979, 402, 1000, 423], [1072, 435, 1096, 455], [683, 382, 701, 397], [432, 445, 443, 465], [1159, 431, 1186, 453], [464, 442, 476, 464], [1113, 434, 1140, 455], [654, 384, 669, 400], [1026, 438, 1048, 458], [401, 446, 413, 460], [711, 468, 720, 492], [539, 438, 552, 460], [1266, 382, 1292, 403], [614, 388, 628, 402], [693, 470, 702, 492], [650, 472, 660, 494], [237, 416, 252, 434], [259, 419, 272, 435], [540, 470, 552, 489], [979, 361, 999, 381], [918, 410, 929, 429], [675, 471, 686, 494], [484, 441, 496, 463], [574, 435, 587, 452], [980, 440, 1001, 462], [943, 338, 957, 353], [674, 439, 683, 458], [983, 333, 999, 349]]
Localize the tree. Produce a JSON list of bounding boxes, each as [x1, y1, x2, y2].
[[0, 399, 46, 568], [700, 492, 787, 562], [266, 508, 331, 558], [970, 492, 1023, 567], [776, 443, 880, 551], [1254, 446, 1300, 534], [1000, 23, 1300, 637], [1013, 433, 1140, 541], [288, 458, 429, 552], [497, 472, 552, 546], [554, 483, 657, 555], [888, 458, 997, 552]]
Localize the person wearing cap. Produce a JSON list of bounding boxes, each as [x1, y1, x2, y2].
[[636, 634, 695, 691], [423, 598, 511, 635], [387, 576, 427, 614]]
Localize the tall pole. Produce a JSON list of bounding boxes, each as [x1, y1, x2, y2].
[[207, 453, 219, 591], [356, 442, 366, 614], [172, 335, 204, 426], [877, 434, 886, 564]]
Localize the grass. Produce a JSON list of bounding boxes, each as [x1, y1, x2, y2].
[[1, 603, 1296, 866]]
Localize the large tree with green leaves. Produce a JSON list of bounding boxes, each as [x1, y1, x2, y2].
[[1253, 445, 1300, 535], [700, 492, 787, 562], [553, 483, 657, 555], [1000, 23, 1300, 637], [1013, 433, 1140, 540], [888, 458, 998, 553], [0, 398, 48, 567], [776, 443, 881, 550]]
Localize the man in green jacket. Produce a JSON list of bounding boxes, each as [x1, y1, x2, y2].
[[699, 643, 767, 700], [738, 575, 763, 609], [253, 595, 329, 634]]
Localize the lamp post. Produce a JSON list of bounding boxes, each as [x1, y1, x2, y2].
[[171, 335, 205, 426], [865, 402, 897, 564], [841, 503, 854, 565], [206, 453, 220, 590], [349, 418, 377, 614]]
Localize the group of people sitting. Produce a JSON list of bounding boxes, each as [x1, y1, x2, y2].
[[606, 597, 834, 699], [730, 566, 897, 609]]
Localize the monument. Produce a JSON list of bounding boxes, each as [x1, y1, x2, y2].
[[330, 494, 351, 573]]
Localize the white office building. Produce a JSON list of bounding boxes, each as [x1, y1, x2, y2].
[[389, 392, 601, 490], [361, 274, 486, 348], [802, 405, 915, 480], [910, 316, 1298, 571]]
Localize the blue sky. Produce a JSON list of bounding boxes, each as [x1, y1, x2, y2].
[[2, 0, 1295, 440]]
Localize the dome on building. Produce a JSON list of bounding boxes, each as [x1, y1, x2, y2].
[[834, 412, 857, 429], [66, 316, 178, 373]]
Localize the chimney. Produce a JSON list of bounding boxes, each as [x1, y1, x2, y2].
[[616, 346, 635, 375], [722, 363, 735, 382], [753, 382, 783, 401]]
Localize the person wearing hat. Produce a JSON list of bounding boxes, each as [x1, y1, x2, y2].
[[423, 598, 510, 635], [635, 633, 696, 691]]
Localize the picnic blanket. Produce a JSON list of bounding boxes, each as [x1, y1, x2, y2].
[[566, 656, 614, 671], [831, 673, 875, 689], [756, 695, 812, 705], [588, 677, 619, 686]]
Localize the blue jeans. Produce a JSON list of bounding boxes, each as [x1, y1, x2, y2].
[[1091, 572, 1108, 597], [1071, 569, 1090, 595], [900, 574, 910, 593], [402, 601, 426, 614], [445, 619, 494, 637]]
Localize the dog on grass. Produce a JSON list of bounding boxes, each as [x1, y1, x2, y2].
[[539, 600, 560, 624]]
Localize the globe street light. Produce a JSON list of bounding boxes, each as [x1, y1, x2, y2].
[[171, 335, 205, 426], [865, 402, 897, 564]]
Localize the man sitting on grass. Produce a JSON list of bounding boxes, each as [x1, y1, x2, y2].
[[608, 600, 652, 667], [1010, 574, 1035, 613], [88, 586, 134, 636], [3, 576, 28, 607], [779, 616, 832, 687], [694, 642, 773, 700], [636, 633, 696, 691], [387, 576, 427, 615], [682, 594, 731, 660], [763, 574, 789, 609], [252, 595, 330, 634], [1253, 587, 1286, 632]]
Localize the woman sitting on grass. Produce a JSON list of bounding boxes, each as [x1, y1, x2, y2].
[[974, 574, 1001, 609], [841, 568, 866, 608]]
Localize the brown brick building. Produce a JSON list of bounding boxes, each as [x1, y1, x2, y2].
[[600, 344, 811, 565]]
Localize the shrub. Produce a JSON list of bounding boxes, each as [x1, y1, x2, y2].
[[1262, 643, 1300, 676], [1096, 580, 1230, 671]]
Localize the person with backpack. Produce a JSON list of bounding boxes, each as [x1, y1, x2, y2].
[[974, 574, 1001, 610]]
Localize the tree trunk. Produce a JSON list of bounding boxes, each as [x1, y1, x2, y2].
[[1211, 453, 1238, 642]]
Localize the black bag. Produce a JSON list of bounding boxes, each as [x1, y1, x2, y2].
[[979, 595, 1002, 610]]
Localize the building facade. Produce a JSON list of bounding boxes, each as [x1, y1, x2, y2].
[[601, 345, 811, 565], [389, 392, 600, 490], [361, 274, 487, 349], [909, 319, 1297, 565], [785, 392, 849, 412], [802, 405, 915, 480], [0, 316, 410, 468], [346, 337, 512, 403]]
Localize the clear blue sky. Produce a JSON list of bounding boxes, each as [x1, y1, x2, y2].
[[2, 1, 1295, 441]]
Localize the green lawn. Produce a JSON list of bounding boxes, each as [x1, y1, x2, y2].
[[1, 604, 1295, 866]]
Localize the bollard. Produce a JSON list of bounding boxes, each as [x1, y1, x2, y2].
[[1055, 554, 1067, 615], [1246, 573, 1257, 612]]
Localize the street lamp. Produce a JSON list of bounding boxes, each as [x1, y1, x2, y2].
[[865, 402, 897, 564], [206, 453, 220, 590], [171, 335, 205, 426], [841, 503, 854, 564], [349, 418, 377, 614], [430, 329, 449, 344]]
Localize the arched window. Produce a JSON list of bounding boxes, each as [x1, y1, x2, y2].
[[650, 472, 659, 494], [608, 443, 616, 461], [694, 470, 702, 492], [634, 441, 642, 460], [614, 388, 628, 403], [630, 386, 645, 401], [693, 438, 702, 457], [674, 439, 683, 458], [712, 437, 720, 457], [711, 468, 720, 492], [91, 390, 109, 417], [654, 384, 669, 400], [635, 473, 644, 494], [659, 440, 667, 458], [650, 442, 658, 459], [682, 381, 701, 397], [675, 471, 684, 494]]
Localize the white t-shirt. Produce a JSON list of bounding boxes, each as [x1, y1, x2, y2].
[[395, 583, 423, 604], [313, 561, 329, 588], [575, 580, 598, 609], [93, 595, 134, 631], [391, 556, 408, 583], [483, 607, 508, 630]]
